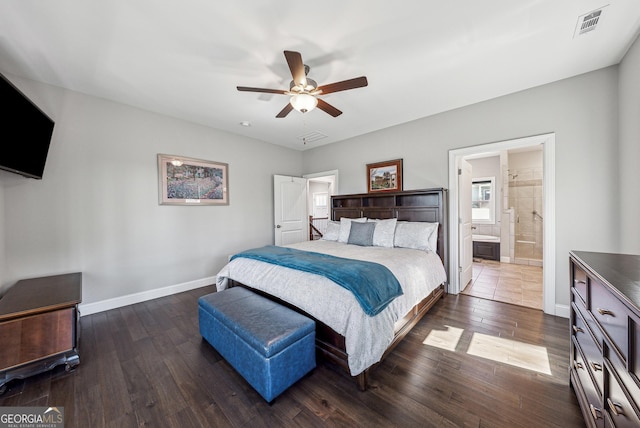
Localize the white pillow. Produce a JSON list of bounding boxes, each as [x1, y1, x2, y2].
[[426, 222, 439, 252], [322, 221, 340, 241], [368, 218, 397, 248], [394, 221, 439, 252], [338, 217, 367, 243]]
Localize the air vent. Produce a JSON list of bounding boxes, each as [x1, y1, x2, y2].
[[574, 6, 608, 38], [297, 130, 327, 145]]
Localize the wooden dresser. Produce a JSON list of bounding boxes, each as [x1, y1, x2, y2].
[[569, 251, 640, 427], [0, 272, 82, 394]]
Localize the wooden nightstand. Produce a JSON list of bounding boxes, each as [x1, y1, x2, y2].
[[0, 272, 82, 394]]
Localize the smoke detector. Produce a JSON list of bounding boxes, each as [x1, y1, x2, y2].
[[574, 5, 609, 38]]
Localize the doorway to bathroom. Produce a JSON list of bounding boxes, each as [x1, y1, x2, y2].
[[466, 147, 544, 309], [448, 133, 556, 315]]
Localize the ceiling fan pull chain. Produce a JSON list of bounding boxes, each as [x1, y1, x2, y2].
[[301, 115, 308, 144]]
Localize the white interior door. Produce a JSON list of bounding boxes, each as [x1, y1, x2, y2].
[[273, 175, 308, 246], [459, 159, 473, 289]]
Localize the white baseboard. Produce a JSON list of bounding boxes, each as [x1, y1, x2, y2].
[[79, 276, 216, 316], [555, 303, 570, 319], [500, 256, 511, 263]]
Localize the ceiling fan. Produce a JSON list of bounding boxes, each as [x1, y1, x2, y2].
[[237, 50, 368, 118]]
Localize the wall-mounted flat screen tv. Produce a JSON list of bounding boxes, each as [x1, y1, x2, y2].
[[0, 73, 55, 179]]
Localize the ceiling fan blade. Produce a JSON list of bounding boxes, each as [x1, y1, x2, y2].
[[276, 103, 294, 118], [317, 76, 368, 95], [316, 99, 342, 117], [237, 86, 287, 95], [284, 50, 306, 86]]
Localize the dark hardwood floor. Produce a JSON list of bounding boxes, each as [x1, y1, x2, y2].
[[0, 286, 585, 427]]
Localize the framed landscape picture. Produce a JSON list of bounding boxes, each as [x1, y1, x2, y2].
[[367, 159, 403, 193], [158, 154, 229, 205]]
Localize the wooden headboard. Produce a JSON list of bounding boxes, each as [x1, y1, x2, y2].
[[330, 188, 449, 284]]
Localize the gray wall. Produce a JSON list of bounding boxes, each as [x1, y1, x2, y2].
[[0, 74, 302, 305], [618, 33, 640, 253], [302, 65, 621, 309], [2, 32, 637, 314]]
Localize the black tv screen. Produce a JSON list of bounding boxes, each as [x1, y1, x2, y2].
[[0, 73, 55, 179]]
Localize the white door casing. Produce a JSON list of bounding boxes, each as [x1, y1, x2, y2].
[[273, 175, 308, 246], [447, 133, 557, 316], [459, 159, 473, 289]]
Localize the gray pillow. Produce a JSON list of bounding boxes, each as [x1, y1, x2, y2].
[[347, 221, 376, 246], [338, 217, 368, 243]]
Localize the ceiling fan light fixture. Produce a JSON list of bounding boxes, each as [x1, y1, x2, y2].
[[290, 93, 318, 113], [237, 51, 366, 118]]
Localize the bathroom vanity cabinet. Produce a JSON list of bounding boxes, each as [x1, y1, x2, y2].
[[473, 241, 500, 261]]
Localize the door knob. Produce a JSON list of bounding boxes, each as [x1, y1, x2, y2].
[[276, 225, 281, 228]]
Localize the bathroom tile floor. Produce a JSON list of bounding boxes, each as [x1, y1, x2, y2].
[[461, 259, 543, 310]]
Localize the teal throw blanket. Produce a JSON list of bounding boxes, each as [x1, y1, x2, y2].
[[231, 245, 403, 316]]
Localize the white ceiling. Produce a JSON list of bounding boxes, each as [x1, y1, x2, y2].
[[1, 1, 639, 151]]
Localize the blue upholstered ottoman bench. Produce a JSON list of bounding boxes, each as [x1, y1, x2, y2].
[[198, 287, 316, 402]]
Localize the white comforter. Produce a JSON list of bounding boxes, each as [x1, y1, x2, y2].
[[215, 240, 447, 375]]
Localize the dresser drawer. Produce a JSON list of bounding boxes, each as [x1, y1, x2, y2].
[[573, 314, 604, 395], [607, 346, 640, 416], [590, 278, 630, 362], [573, 300, 604, 351], [572, 263, 588, 306], [630, 314, 640, 396], [605, 360, 640, 428], [573, 338, 605, 427]]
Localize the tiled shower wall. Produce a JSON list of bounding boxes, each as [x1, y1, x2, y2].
[[508, 167, 543, 266]]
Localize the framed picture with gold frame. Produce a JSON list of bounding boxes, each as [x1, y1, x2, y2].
[[367, 159, 403, 193], [157, 154, 228, 205]]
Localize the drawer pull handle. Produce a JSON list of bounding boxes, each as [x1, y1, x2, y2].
[[597, 308, 615, 316], [574, 279, 586, 285], [589, 404, 602, 420], [590, 362, 602, 372], [574, 361, 583, 370], [607, 398, 623, 416], [572, 325, 583, 334]]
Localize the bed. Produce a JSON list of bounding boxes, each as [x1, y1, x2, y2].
[[216, 188, 449, 390]]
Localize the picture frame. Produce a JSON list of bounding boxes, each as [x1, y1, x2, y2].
[[157, 154, 229, 205], [367, 159, 403, 193]]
